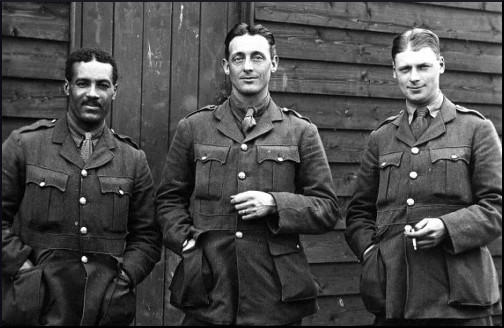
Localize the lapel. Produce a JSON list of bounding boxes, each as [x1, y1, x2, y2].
[[243, 100, 283, 143], [52, 117, 116, 169], [215, 100, 245, 143], [393, 111, 416, 147]]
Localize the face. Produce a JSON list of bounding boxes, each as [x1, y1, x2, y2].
[[393, 46, 445, 106], [222, 33, 278, 100], [65, 59, 117, 130]]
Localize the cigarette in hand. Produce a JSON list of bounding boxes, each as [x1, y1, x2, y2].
[[404, 225, 417, 251]]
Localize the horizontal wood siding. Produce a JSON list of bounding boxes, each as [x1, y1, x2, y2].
[[253, 2, 502, 325]]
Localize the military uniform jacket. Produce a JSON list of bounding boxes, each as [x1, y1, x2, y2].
[[345, 97, 502, 319], [156, 98, 340, 325], [2, 117, 161, 325]]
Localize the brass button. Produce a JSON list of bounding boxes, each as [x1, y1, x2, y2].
[[380, 162, 387, 168], [240, 144, 248, 151], [451, 154, 458, 159], [39, 181, 46, 187], [80, 227, 88, 235], [277, 156, 284, 162], [119, 189, 124, 196], [411, 147, 420, 154], [406, 198, 415, 206], [79, 197, 87, 205], [238, 172, 246, 180], [201, 155, 208, 161], [235, 231, 243, 239], [409, 171, 418, 179], [81, 256, 88, 263], [81, 169, 88, 177], [296, 244, 300, 249]]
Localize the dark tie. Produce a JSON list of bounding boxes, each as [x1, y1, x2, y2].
[[241, 107, 256, 133], [411, 107, 430, 140], [81, 132, 93, 162]]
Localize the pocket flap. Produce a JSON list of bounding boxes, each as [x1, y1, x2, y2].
[[378, 152, 403, 169], [98, 177, 133, 196], [194, 144, 230, 164], [26, 165, 68, 192], [430, 147, 470, 164], [268, 235, 302, 256], [257, 145, 300, 164]]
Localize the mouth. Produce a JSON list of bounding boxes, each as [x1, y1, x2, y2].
[[82, 103, 101, 110], [240, 77, 258, 81], [408, 86, 424, 91]]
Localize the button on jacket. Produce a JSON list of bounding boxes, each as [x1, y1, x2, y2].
[[2, 118, 161, 325], [345, 97, 502, 319], [156, 98, 340, 325]]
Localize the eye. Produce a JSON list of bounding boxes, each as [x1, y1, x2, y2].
[[75, 81, 89, 88], [252, 54, 265, 62], [231, 56, 244, 65], [97, 82, 111, 90]]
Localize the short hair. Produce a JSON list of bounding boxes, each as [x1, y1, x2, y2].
[[65, 48, 118, 84], [224, 23, 277, 60], [391, 28, 441, 62]]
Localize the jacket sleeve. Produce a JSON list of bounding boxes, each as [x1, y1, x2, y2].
[[121, 149, 162, 286], [2, 131, 33, 276], [440, 118, 502, 254], [156, 118, 202, 255], [267, 123, 341, 234], [344, 131, 379, 260]]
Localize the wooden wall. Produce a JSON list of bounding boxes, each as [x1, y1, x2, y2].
[[252, 2, 502, 325], [2, 2, 502, 326]]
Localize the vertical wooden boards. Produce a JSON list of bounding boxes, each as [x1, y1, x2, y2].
[[81, 2, 114, 53], [112, 2, 143, 143], [135, 3, 173, 326]]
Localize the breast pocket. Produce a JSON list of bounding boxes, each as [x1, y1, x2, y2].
[[25, 165, 68, 228], [430, 147, 471, 198], [377, 152, 403, 202], [193, 144, 230, 200], [98, 177, 133, 232], [257, 145, 300, 192]]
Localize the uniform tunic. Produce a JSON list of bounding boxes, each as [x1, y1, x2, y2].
[[156, 98, 341, 325]]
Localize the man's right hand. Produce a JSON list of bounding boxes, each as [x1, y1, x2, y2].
[[19, 259, 34, 272], [182, 238, 196, 252]]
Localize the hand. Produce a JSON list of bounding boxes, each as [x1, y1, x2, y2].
[[230, 191, 277, 220], [182, 238, 196, 252], [19, 259, 34, 272], [119, 269, 132, 285], [404, 218, 447, 250]]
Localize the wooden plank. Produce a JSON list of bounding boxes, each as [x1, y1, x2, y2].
[[227, 2, 240, 31], [70, 2, 82, 51], [169, 2, 200, 139], [2, 78, 66, 118], [302, 295, 375, 326], [268, 22, 502, 74], [198, 2, 228, 108], [330, 163, 360, 198], [301, 231, 358, 264], [418, 2, 502, 13], [270, 59, 502, 105], [311, 262, 361, 296], [81, 2, 114, 53], [2, 37, 67, 80], [2, 2, 70, 41], [112, 2, 143, 143], [254, 2, 502, 44], [134, 5, 174, 327], [320, 129, 369, 164]]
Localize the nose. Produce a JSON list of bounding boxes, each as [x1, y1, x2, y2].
[[86, 84, 99, 98], [243, 57, 253, 71], [409, 68, 420, 82]]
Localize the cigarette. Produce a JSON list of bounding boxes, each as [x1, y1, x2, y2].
[[405, 225, 417, 251], [412, 237, 417, 251]]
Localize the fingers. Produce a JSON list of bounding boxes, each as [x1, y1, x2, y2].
[[234, 200, 256, 211], [230, 191, 253, 204]]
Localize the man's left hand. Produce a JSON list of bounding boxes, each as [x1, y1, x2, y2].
[[404, 218, 447, 249], [231, 191, 277, 220]]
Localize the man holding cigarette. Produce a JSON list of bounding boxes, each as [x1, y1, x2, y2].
[[345, 28, 502, 325]]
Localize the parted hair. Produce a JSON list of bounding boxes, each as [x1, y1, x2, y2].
[[224, 22, 277, 60], [391, 28, 441, 61], [65, 48, 118, 84]]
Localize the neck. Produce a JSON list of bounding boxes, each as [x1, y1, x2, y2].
[[406, 89, 441, 109], [67, 112, 105, 133], [230, 88, 269, 108]]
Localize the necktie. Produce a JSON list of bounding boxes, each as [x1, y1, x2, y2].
[[241, 107, 256, 133], [81, 132, 93, 162], [411, 107, 430, 140]]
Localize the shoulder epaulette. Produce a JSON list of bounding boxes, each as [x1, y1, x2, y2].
[[17, 118, 57, 133], [110, 129, 139, 149], [455, 105, 485, 119], [376, 111, 402, 129], [281, 107, 311, 123], [185, 104, 218, 119]]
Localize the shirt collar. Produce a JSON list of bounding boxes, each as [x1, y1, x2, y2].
[[66, 112, 105, 147], [406, 91, 444, 123], [229, 92, 271, 118]]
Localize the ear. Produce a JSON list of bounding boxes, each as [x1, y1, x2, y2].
[[64, 80, 70, 95], [439, 56, 445, 74], [112, 84, 118, 100], [222, 58, 230, 75], [271, 55, 279, 73]]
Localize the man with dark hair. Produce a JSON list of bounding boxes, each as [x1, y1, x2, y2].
[[156, 23, 340, 325], [2, 47, 161, 325], [345, 28, 502, 325]]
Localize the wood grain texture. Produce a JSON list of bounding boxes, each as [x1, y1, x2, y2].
[[81, 2, 114, 52]]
